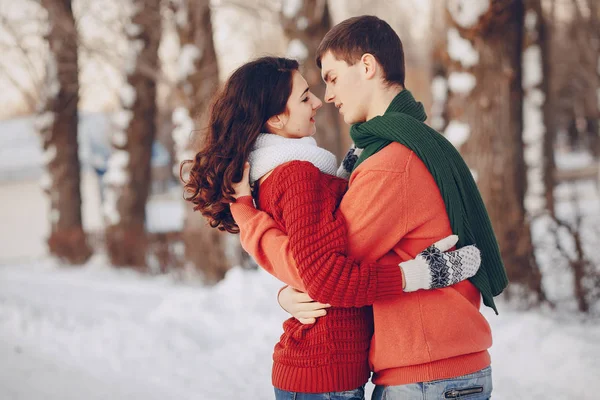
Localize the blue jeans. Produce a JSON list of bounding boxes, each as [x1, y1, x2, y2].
[[372, 366, 492, 400], [274, 385, 365, 400]]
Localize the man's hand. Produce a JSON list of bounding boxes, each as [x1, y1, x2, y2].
[[278, 286, 331, 324], [232, 162, 252, 199]]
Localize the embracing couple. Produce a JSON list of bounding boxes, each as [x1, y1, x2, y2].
[[183, 15, 508, 400]]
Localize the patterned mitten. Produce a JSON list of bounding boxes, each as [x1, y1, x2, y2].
[[400, 235, 481, 292]]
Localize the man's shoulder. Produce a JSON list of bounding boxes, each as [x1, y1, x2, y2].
[[355, 142, 417, 174]]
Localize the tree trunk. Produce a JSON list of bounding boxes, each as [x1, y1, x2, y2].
[[281, 0, 343, 160], [38, 0, 92, 264], [522, 0, 555, 217], [104, 0, 161, 269], [444, 0, 544, 302], [429, 0, 450, 132], [170, 0, 230, 283]]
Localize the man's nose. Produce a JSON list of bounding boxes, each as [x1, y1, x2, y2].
[[324, 86, 334, 103]]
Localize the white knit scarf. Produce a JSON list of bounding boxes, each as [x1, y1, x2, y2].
[[248, 133, 339, 183]]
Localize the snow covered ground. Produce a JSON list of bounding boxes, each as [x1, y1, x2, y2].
[[0, 258, 598, 400]]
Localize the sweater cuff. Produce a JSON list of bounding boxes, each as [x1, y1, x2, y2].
[[375, 263, 405, 300], [235, 196, 254, 207], [277, 285, 290, 313], [230, 197, 260, 225]]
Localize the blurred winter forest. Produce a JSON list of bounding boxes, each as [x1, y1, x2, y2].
[[0, 0, 599, 315]]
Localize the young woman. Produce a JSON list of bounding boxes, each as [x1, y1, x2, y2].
[[182, 57, 481, 399]]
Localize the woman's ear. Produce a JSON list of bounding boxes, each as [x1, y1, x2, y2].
[[266, 113, 287, 131]]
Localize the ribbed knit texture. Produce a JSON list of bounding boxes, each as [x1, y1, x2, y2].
[[256, 161, 405, 392], [265, 161, 405, 307], [350, 89, 508, 313]]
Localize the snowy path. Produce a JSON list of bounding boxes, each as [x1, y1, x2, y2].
[[0, 260, 284, 399], [0, 260, 598, 399]]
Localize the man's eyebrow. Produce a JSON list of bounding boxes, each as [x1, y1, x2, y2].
[[300, 87, 309, 98], [322, 70, 332, 83]]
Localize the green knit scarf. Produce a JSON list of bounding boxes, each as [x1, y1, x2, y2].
[[350, 89, 508, 314]]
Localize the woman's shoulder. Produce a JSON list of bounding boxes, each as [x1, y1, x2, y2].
[[271, 160, 323, 181]]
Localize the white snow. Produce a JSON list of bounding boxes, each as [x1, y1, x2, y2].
[[470, 168, 478, 182], [43, 145, 57, 165], [119, 85, 137, 109], [525, 9, 538, 32], [430, 76, 448, 131], [523, 45, 543, 89], [554, 150, 595, 170], [103, 187, 121, 226], [447, 28, 479, 68], [522, 36, 546, 214], [178, 44, 202, 81], [0, 260, 598, 399], [431, 76, 448, 103], [111, 130, 128, 148], [286, 39, 309, 61], [103, 150, 130, 187], [448, 71, 476, 94], [45, 52, 61, 101], [34, 112, 55, 133], [296, 16, 309, 30], [444, 120, 471, 148], [281, 0, 303, 19], [49, 208, 59, 224], [112, 110, 133, 131], [172, 107, 195, 174], [125, 39, 145, 76], [40, 171, 52, 191], [447, 0, 490, 28], [124, 23, 142, 38], [170, 0, 188, 28]]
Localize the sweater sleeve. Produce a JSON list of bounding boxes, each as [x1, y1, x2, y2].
[[230, 197, 306, 291], [269, 161, 404, 307]]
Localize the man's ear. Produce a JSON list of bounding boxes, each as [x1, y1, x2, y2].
[[266, 113, 287, 131], [360, 53, 377, 80]]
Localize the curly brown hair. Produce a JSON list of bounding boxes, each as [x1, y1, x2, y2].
[[181, 57, 299, 233]]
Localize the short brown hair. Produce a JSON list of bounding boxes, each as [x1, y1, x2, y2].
[[316, 15, 405, 87]]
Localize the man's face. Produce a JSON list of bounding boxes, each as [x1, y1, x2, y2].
[[320, 51, 368, 125]]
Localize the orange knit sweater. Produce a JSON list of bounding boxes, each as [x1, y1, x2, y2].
[[231, 142, 492, 390]]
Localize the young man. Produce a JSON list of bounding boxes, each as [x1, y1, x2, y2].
[[232, 16, 507, 400]]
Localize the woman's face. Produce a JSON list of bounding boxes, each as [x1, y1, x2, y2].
[[275, 71, 322, 139]]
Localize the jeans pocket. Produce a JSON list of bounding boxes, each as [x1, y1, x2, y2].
[[443, 386, 484, 398], [433, 367, 492, 399]]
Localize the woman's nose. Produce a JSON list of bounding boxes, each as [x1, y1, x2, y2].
[[313, 96, 323, 110]]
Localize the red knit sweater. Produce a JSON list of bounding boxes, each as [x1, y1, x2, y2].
[[241, 160, 405, 393]]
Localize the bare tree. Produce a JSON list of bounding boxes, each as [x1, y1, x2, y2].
[[170, 0, 232, 283], [523, 0, 555, 217], [429, 0, 450, 132], [38, 0, 92, 264], [280, 0, 343, 159], [443, 0, 545, 303], [574, 0, 600, 158], [103, 0, 161, 269]]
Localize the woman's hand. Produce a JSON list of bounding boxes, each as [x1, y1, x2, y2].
[[232, 162, 252, 199], [278, 286, 331, 324]]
